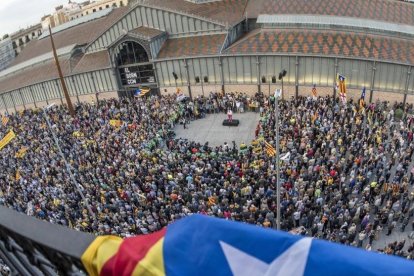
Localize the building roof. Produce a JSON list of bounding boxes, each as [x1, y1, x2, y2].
[[246, 0, 414, 26], [224, 29, 414, 65], [129, 26, 165, 40], [138, 0, 248, 26], [72, 50, 111, 74], [157, 34, 226, 59], [0, 59, 71, 93], [0, 50, 111, 93], [256, 14, 414, 37], [9, 6, 129, 67]]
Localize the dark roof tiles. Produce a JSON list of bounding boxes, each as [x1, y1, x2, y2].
[[224, 29, 414, 65]]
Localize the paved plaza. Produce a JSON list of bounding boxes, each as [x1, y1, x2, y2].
[[174, 112, 261, 147]]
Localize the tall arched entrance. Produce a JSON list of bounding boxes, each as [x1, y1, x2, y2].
[[114, 40, 157, 96]]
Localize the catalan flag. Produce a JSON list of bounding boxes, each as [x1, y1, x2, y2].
[[2, 116, 9, 126], [0, 130, 15, 150], [312, 111, 318, 124], [337, 74, 347, 104], [264, 141, 276, 157], [15, 146, 28, 158], [81, 215, 414, 276], [360, 87, 366, 109], [311, 84, 317, 99]]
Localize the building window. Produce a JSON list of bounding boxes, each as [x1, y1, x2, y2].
[[93, 9, 96, 12], [18, 38, 23, 46], [32, 32, 35, 37], [120, 1, 123, 6], [99, 7, 102, 10], [112, 3, 117, 7], [106, 4, 109, 8], [12, 41, 17, 49], [86, 11, 89, 15]]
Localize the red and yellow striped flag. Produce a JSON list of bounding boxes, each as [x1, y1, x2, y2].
[[82, 229, 166, 276], [2, 116, 9, 126], [15, 170, 21, 181], [0, 130, 16, 150], [264, 141, 277, 157]]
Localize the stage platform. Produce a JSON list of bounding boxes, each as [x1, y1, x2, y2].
[[222, 119, 240, 126], [174, 112, 260, 147]]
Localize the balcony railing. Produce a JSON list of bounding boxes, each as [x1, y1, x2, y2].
[[0, 205, 95, 275]]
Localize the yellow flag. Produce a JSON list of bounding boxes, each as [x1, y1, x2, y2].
[[109, 120, 122, 128], [0, 130, 16, 150], [15, 170, 21, 181]]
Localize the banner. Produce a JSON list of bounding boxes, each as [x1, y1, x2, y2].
[[0, 130, 16, 150]]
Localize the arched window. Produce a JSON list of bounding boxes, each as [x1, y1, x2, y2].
[[114, 41, 149, 67]]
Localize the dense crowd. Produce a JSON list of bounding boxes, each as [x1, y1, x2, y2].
[[1, 92, 414, 260]]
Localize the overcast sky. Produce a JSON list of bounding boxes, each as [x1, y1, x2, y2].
[[0, 0, 70, 37]]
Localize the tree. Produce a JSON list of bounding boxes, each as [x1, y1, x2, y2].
[[2, 34, 9, 40]]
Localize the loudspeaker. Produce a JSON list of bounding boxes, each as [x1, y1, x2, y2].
[[261, 76, 266, 83], [279, 70, 287, 80], [223, 119, 240, 126], [172, 72, 178, 80], [195, 76, 200, 83], [204, 76, 209, 83], [272, 76, 276, 83]]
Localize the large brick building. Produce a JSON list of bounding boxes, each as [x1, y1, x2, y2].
[[1, 0, 414, 112]]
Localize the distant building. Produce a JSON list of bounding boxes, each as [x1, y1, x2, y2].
[[68, 0, 128, 20], [0, 37, 15, 71], [41, 1, 82, 30], [10, 24, 42, 56]]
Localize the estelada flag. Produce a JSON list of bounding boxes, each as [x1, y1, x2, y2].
[[360, 87, 366, 109], [81, 215, 414, 276]]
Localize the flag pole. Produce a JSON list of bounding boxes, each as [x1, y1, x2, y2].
[[275, 90, 281, 230], [48, 25, 75, 117]]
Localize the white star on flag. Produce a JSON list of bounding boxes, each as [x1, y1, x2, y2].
[[220, 237, 312, 276]]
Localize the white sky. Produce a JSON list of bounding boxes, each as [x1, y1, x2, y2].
[[0, 0, 70, 37]]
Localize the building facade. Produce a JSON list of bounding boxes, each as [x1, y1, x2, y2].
[[0, 38, 15, 71], [10, 24, 42, 56], [1, 0, 414, 113], [68, 0, 128, 20]]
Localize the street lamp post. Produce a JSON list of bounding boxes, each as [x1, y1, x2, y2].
[[275, 88, 281, 230], [42, 105, 94, 219]]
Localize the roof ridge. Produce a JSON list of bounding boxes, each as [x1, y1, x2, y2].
[[223, 28, 261, 52]]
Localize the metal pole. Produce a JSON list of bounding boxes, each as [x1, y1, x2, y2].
[[48, 25, 75, 117], [201, 79, 205, 97], [275, 93, 281, 230], [42, 108, 94, 219], [268, 79, 270, 97]]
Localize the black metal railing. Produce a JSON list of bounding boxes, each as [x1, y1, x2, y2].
[[0, 206, 95, 275]]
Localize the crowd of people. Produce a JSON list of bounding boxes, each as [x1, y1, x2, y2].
[[1, 92, 414, 260]]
